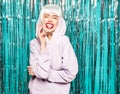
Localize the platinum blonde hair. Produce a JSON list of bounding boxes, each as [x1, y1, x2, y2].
[[40, 4, 62, 22], [36, 4, 65, 38]]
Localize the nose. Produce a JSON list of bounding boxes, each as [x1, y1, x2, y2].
[[48, 16, 52, 22]]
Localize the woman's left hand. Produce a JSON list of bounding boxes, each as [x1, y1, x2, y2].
[[27, 66, 35, 76]]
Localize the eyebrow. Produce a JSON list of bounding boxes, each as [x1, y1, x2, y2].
[[44, 14, 58, 17], [52, 15, 58, 17], [44, 14, 50, 16]]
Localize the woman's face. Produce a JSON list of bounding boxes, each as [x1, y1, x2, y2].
[[42, 13, 59, 33]]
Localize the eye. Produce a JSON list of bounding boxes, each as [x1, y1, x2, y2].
[[53, 16, 58, 19], [53, 17, 58, 19], [44, 14, 49, 18]]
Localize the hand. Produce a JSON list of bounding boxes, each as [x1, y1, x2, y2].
[[38, 28, 46, 52], [38, 28, 46, 43], [27, 66, 35, 76]]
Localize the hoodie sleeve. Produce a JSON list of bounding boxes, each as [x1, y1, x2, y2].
[[47, 38, 78, 83], [30, 40, 51, 79]]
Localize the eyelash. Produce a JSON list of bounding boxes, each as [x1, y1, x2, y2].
[[44, 15, 58, 19], [44, 16, 49, 18], [53, 17, 57, 19]]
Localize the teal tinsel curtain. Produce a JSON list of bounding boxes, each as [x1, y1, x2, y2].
[[0, 0, 119, 94]]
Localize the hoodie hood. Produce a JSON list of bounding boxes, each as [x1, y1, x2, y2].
[[36, 4, 66, 39]]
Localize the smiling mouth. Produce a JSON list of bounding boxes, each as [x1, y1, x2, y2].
[[46, 23, 54, 29]]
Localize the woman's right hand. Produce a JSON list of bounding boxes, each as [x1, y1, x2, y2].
[[38, 26, 46, 52]]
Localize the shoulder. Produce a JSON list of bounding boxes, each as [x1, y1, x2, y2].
[[30, 38, 40, 47], [60, 35, 71, 46], [61, 35, 70, 43], [29, 38, 41, 52]]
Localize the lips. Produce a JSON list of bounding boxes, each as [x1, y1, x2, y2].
[[46, 23, 54, 29]]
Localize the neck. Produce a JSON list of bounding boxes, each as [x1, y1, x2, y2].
[[46, 33, 52, 40]]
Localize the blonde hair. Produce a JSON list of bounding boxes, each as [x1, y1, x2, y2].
[[36, 4, 65, 38], [40, 4, 62, 22]]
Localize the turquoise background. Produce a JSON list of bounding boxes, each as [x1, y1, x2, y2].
[[0, 0, 120, 94]]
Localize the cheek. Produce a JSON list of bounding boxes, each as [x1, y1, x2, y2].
[[42, 20, 47, 28], [53, 20, 59, 28], [43, 24, 46, 29], [42, 19, 47, 24]]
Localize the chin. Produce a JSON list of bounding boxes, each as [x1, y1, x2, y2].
[[45, 29, 55, 33]]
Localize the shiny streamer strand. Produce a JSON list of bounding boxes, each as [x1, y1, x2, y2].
[[0, 0, 119, 94]]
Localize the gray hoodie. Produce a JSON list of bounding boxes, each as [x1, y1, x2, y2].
[[28, 6, 78, 94]]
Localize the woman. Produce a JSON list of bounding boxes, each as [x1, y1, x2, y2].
[[28, 4, 78, 94]]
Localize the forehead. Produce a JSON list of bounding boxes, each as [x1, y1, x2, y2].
[[44, 12, 59, 16]]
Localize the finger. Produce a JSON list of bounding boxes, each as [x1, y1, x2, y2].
[[28, 67, 32, 70], [42, 34, 46, 37], [27, 66, 32, 69], [28, 70, 32, 73], [28, 70, 33, 73], [29, 71, 33, 74], [28, 68, 31, 71], [28, 69, 32, 72], [29, 72, 34, 76], [39, 29, 46, 36], [28, 71, 33, 75], [28, 69, 31, 73], [28, 68, 33, 72], [28, 72, 31, 75], [40, 28, 43, 33]]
